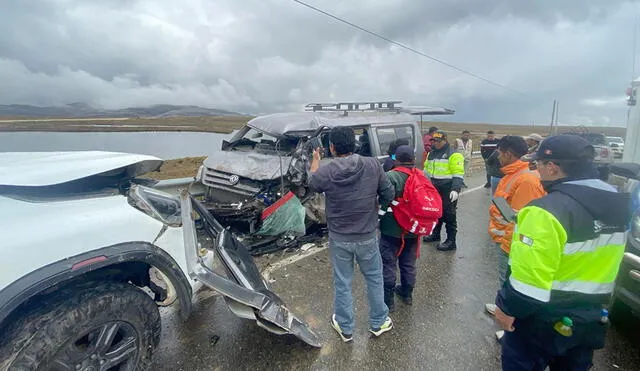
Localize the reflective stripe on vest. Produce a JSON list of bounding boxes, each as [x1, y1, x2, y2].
[[563, 232, 626, 255], [490, 228, 506, 236], [510, 276, 551, 302], [510, 277, 617, 303], [551, 281, 615, 294]]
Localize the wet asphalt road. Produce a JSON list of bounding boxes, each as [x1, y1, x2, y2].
[[152, 174, 640, 370]]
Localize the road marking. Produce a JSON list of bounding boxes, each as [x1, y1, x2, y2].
[[262, 181, 487, 280], [461, 184, 486, 195], [262, 242, 329, 281]]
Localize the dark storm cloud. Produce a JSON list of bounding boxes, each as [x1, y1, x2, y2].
[[0, 0, 638, 125]]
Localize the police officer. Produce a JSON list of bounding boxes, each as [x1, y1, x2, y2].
[[423, 131, 465, 251], [493, 135, 631, 370]]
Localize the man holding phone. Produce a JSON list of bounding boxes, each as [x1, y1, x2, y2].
[[309, 126, 395, 342], [483, 136, 545, 341]]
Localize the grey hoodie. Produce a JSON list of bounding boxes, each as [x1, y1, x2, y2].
[[309, 154, 394, 241]]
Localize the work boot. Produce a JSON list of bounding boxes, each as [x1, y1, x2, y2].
[[423, 234, 441, 243], [384, 287, 395, 313], [394, 285, 413, 305], [437, 239, 457, 251], [484, 182, 491, 188]]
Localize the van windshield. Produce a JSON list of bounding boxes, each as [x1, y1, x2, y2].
[[227, 126, 297, 153]]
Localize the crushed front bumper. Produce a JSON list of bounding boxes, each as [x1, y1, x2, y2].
[[179, 189, 321, 348]]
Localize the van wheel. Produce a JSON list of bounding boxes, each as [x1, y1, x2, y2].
[[0, 281, 160, 371]]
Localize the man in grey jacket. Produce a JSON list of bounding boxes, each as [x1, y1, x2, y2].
[[309, 126, 395, 342]]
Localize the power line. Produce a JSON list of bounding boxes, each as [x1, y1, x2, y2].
[[291, 0, 520, 94]]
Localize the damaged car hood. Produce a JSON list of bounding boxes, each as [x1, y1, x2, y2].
[[0, 151, 162, 187], [203, 151, 292, 181]]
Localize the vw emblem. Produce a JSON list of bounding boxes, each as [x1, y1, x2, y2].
[[228, 175, 240, 185]]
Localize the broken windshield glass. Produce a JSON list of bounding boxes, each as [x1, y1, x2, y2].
[[227, 126, 297, 154]]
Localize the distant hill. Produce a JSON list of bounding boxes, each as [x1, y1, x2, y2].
[[0, 103, 243, 119]]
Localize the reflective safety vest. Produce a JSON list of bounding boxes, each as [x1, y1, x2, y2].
[[508, 181, 627, 304], [488, 161, 545, 253], [424, 146, 465, 185]]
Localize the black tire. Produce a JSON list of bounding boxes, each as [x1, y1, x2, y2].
[[0, 281, 161, 371]]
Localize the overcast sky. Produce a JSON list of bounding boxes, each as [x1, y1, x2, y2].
[[1, 0, 639, 126]]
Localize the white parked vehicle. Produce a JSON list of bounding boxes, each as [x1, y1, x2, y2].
[[606, 136, 625, 158], [0, 151, 319, 371]]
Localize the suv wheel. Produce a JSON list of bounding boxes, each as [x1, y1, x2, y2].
[[0, 281, 161, 371]]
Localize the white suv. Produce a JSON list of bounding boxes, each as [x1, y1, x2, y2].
[[0, 151, 319, 370]]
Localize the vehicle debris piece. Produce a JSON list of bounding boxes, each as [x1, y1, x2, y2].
[[181, 190, 322, 347], [256, 191, 306, 237]]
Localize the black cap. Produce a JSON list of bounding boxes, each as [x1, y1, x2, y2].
[[530, 135, 595, 162], [394, 145, 415, 164]]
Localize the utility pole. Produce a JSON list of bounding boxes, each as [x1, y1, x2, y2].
[[549, 100, 557, 135], [553, 102, 560, 135]]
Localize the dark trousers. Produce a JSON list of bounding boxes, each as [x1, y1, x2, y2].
[[379, 235, 418, 290], [432, 185, 457, 241], [485, 161, 492, 184], [502, 330, 594, 371]]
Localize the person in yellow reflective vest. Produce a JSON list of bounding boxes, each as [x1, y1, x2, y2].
[[423, 131, 465, 251], [493, 135, 632, 370]]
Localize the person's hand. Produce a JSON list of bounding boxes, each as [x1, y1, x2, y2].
[[312, 147, 322, 162], [494, 306, 516, 332], [449, 190, 459, 202], [310, 147, 322, 174]]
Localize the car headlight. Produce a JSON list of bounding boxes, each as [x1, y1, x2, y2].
[[128, 185, 182, 227]]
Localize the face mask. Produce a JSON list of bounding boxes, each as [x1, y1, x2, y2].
[[391, 154, 396, 160]]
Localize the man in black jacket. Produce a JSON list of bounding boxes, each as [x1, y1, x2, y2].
[[481, 131, 500, 188]]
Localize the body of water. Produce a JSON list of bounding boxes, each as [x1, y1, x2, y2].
[[0, 131, 228, 159]]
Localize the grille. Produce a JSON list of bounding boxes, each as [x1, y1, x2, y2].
[[202, 168, 261, 197]]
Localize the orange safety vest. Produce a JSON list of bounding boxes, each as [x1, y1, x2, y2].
[[488, 160, 546, 254]]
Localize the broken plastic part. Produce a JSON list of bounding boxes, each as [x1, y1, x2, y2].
[[180, 190, 321, 348]]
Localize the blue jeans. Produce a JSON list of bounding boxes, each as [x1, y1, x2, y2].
[[491, 176, 502, 199], [329, 234, 389, 334], [497, 244, 509, 286]]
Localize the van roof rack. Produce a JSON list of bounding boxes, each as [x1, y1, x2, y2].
[[304, 101, 455, 116], [305, 101, 403, 112]]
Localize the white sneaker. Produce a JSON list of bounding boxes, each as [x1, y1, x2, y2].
[[495, 330, 505, 341], [369, 316, 393, 337], [484, 303, 497, 316]]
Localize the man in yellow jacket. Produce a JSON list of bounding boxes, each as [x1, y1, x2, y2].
[[423, 131, 465, 251], [483, 136, 546, 340], [494, 135, 631, 370]]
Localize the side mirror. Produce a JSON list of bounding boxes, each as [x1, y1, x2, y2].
[[609, 163, 640, 181]]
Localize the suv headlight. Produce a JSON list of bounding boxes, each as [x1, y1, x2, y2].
[[128, 185, 182, 227]]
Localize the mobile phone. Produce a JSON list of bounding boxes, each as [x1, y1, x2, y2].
[[309, 136, 323, 151], [492, 196, 516, 223]]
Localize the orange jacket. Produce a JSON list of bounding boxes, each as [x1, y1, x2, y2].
[[488, 160, 546, 253]]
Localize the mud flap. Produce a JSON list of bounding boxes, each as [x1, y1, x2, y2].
[[179, 190, 321, 348]]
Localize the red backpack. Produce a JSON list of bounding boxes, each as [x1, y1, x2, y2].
[[389, 167, 443, 256]]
